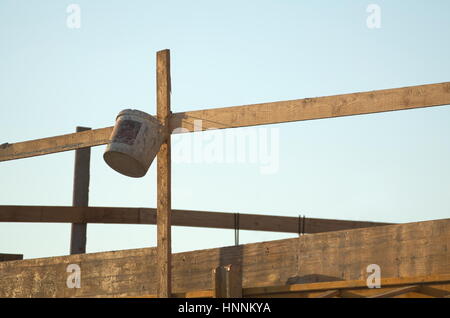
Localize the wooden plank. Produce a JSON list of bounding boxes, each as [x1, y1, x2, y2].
[[0, 126, 112, 162], [418, 286, 450, 298], [339, 290, 364, 298], [213, 266, 228, 298], [244, 218, 450, 296], [314, 289, 340, 298], [70, 126, 91, 255], [213, 265, 242, 298], [156, 49, 172, 298], [139, 282, 450, 299], [2, 82, 449, 162], [302, 217, 391, 234], [244, 274, 450, 297], [179, 290, 213, 298], [0, 237, 298, 297], [170, 82, 450, 132], [296, 217, 450, 284], [368, 285, 419, 298], [0, 254, 23, 262], [0, 205, 393, 233], [0, 220, 448, 297]]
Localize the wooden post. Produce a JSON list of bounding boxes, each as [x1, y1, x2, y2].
[[156, 49, 172, 298], [213, 265, 242, 298], [70, 126, 91, 255], [0, 254, 23, 262]]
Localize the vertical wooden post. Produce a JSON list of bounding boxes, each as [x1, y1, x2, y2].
[[213, 265, 242, 298], [156, 49, 172, 298], [70, 126, 91, 255]]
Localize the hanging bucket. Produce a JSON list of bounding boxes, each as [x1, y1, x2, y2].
[[103, 109, 164, 178]]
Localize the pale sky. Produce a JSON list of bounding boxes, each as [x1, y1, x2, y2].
[[1, 0, 449, 259]]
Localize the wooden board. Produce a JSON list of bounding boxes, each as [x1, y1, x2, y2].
[[0, 254, 23, 262], [138, 274, 450, 298], [1, 82, 449, 162], [0, 219, 448, 297], [0, 238, 297, 297], [170, 82, 450, 132], [212, 265, 242, 298], [244, 273, 450, 296], [0, 205, 392, 233], [295, 217, 450, 284], [0, 127, 112, 162], [156, 49, 172, 298], [70, 126, 91, 255]]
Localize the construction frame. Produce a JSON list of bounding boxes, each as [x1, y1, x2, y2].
[[0, 49, 449, 298]]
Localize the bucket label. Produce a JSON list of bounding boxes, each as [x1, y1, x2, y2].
[[113, 120, 142, 145]]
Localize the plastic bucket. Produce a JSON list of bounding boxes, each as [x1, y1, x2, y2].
[[103, 109, 164, 178]]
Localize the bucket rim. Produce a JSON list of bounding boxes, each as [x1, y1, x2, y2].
[[116, 109, 157, 122]]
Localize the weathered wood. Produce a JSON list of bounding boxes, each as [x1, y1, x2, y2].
[[2, 82, 449, 162], [368, 285, 419, 298], [296, 217, 450, 284], [0, 205, 392, 233], [244, 273, 450, 297], [0, 237, 298, 297], [156, 49, 172, 298], [0, 219, 448, 298], [0, 126, 112, 162], [170, 82, 450, 132], [135, 290, 214, 298], [0, 254, 23, 262], [314, 289, 340, 298], [213, 265, 242, 298], [135, 278, 450, 298], [418, 286, 450, 298], [70, 127, 91, 255], [213, 266, 228, 298]]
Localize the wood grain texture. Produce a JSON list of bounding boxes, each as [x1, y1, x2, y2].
[[0, 254, 23, 262], [156, 49, 172, 298], [70, 127, 91, 255], [0, 238, 297, 297], [314, 289, 340, 298], [295, 218, 450, 284], [213, 265, 242, 298], [0, 205, 392, 233], [170, 82, 450, 132], [0, 126, 112, 162], [368, 285, 419, 298], [418, 285, 450, 298], [136, 276, 450, 298], [0, 219, 448, 298], [244, 273, 450, 297], [2, 82, 449, 162]]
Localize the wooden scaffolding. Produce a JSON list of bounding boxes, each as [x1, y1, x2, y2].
[[0, 50, 449, 298]]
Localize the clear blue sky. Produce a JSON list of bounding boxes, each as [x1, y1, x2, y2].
[[1, 0, 449, 259]]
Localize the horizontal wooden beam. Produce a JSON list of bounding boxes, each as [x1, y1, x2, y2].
[[138, 273, 450, 298], [0, 219, 448, 297], [368, 285, 419, 298], [0, 254, 23, 262], [314, 289, 340, 298], [0, 205, 392, 234], [170, 81, 450, 132], [1, 82, 449, 162], [244, 274, 450, 297], [0, 127, 112, 162], [418, 285, 450, 298]]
